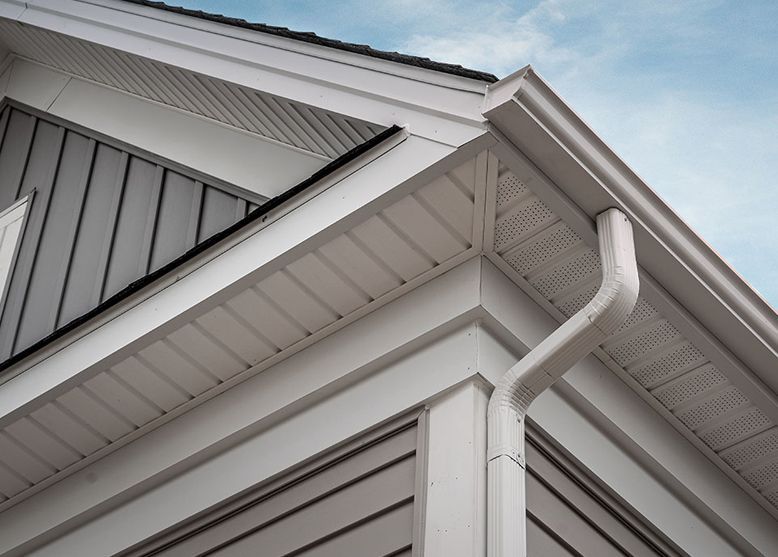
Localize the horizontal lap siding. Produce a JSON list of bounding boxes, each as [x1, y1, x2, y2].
[[130, 421, 420, 557], [0, 104, 265, 360], [526, 431, 681, 557]]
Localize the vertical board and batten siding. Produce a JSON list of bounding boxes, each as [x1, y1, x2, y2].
[[526, 428, 683, 557], [123, 415, 424, 557], [0, 102, 267, 360]]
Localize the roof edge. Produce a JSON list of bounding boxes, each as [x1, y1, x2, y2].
[[0, 124, 405, 375], [485, 69, 777, 351], [118, 0, 499, 83]]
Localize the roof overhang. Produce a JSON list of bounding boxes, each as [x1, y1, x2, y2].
[[0, 0, 490, 146], [483, 66, 778, 396]]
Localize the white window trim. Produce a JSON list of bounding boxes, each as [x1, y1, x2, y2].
[[0, 192, 32, 312]]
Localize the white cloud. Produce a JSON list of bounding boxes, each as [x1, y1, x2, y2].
[[391, 0, 778, 304]]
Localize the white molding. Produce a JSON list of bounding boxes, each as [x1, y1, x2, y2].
[[477, 258, 777, 556], [2, 58, 327, 197], [1, 257, 774, 555], [483, 70, 778, 398], [489, 134, 778, 512], [1, 260, 485, 556], [423, 379, 489, 557], [1, 0, 489, 146], [0, 130, 469, 423]]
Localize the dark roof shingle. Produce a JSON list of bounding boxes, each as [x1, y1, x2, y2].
[[121, 0, 499, 83]]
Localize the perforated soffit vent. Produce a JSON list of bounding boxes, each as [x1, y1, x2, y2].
[[491, 165, 778, 515]]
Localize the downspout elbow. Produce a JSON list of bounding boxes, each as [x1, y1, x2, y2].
[[486, 208, 639, 557], [487, 208, 639, 420]]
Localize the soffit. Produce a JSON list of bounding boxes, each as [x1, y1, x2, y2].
[[485, 159, 778, 519], [0, 150, 483, 511], [0, 19, 385, 159]]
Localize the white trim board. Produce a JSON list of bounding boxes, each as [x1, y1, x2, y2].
[[1, 258, 773, 556], [0, 0, 489, 146], [0, 128, 488, 425], [477, 258, 777, 556], [2, 58, 328, 198], [484, 70, 778, 397]]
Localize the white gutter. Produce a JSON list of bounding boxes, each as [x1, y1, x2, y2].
[[486, 208, 639, 557]]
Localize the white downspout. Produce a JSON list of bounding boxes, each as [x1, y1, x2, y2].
[[486, 208, 640, 557]]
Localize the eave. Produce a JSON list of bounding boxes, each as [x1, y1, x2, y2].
[[483, 66, 778, 398], [0, 0, 490, 146]]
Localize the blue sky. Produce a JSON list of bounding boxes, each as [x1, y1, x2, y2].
[[178, 0, 777, 307]]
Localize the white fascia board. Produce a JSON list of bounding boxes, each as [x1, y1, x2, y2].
[[2, 256, 771, 555], [3, 58, 327, 197], [483, 68, 778, 397], [0, 61, 10, 99], [0, 258, 486, 556], [2, 0, 489, 146], [29, 332, 479, 557], [423, 379, 490, 557], [0, 130, 496, 428], [477, 258, 778, 557]]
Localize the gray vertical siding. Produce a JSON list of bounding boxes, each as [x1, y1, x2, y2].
[[123, 416, 421, 557], [526, 427, 684, 557], [0, 102, 267, 360]]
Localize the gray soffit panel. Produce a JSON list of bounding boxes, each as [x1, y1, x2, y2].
[[0, 19, 386, 158], [0, 104, 402, 372], [121, 412, 423, 557]]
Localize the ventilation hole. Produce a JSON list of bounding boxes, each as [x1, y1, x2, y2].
[[496, 173, 529, 211], [606, 320, 682, 367], [504, 222, 582, 276], [701, 407, 771, 451], [652, 364, 727, 410], [555, 282, 600, 318], [494, 198, 556, 250], [764, 490, 778, 508], [744, 460, 778, 490], [677, 387, 750, 431], [612, 298, 659, 336], [630, 342, 708, 388], [530, 249, 601, 299], [721, 428, 778, 470]]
